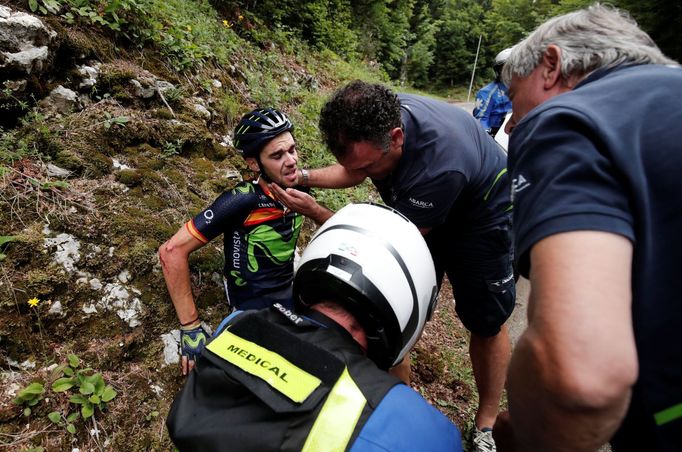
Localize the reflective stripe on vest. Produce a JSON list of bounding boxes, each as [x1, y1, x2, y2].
[[302, 367, 367, 452], [206, 329, 321, 403]]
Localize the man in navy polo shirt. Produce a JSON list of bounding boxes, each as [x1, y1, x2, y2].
[[274, 80, 515, 452], [493, 5, 682, 451]]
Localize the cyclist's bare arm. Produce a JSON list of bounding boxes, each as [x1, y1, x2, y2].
[[158, 225, 205, 325]]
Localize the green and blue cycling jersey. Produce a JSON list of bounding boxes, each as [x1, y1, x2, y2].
[[186, 180, 303, 310]]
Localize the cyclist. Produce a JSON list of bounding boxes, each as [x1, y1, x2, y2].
[[159, 108, 332, 375]]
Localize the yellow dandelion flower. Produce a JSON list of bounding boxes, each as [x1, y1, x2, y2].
[[238, 15, 243, 21], [223, 20, 229, 26], [187, 26, 192, 32], [28, 297, 40, 307]]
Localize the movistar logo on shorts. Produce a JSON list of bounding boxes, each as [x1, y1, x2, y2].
[[409, 197, 434, 208]]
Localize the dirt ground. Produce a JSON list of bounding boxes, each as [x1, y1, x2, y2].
[[411, 277, 530, 435]]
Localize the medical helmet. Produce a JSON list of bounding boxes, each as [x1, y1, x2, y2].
[[293, 203, 438, 369], [233, 108, 293, 158], [494, 47, 513, 67]]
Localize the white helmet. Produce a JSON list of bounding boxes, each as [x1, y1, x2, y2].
[[494, 47, 513, 66], [293, 203, 438, 369]]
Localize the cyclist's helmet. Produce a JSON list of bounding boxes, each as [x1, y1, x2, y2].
[[493, 47, 513, 77], [233, 108, 293, 159], [294, 203, 438, 369]]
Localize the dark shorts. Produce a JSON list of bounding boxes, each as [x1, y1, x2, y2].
[[227, 285, 294, 312], [426, 224, 515, 337]]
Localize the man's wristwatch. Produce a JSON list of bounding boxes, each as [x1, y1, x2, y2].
[[299, 168, 309, 187]]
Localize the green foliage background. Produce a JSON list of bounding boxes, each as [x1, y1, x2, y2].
[[213, 0, 678, 89], [23, 0, 679, 90], [0, 0, 678, 448]]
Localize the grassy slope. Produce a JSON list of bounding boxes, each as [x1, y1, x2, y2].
[[0, 1, 475, 449]]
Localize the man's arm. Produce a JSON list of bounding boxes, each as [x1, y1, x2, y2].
[[301, 164, 366, 188], [159, 225, 205, 323], [501, 231, 638, 451], [159, 225, 207, 375], [269, 184, 333, 225]]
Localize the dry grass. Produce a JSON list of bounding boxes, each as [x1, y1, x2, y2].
[[412, 279, 478, 435], [0, 160, 96, 228]]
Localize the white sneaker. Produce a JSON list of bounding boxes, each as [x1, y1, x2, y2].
[[472, 428, 497, 452]]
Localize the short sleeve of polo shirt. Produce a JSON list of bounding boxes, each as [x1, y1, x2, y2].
[[510, 107, 635, 277], [390, 171, 466, 229], [187, 185, 257, 244]]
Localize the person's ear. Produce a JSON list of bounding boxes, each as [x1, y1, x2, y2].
[[245, 157, 260, 172], [390, 127, 404, 151], [541, 45, 563, 90]]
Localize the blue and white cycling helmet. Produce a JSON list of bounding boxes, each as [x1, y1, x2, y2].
[[233, 108, 293, 159]]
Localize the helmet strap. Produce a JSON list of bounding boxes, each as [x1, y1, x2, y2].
[[255, 157, 273, 183]]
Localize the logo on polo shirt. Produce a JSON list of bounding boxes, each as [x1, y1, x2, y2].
[[409, 197, 434, 209], [511, 174, 531, 202]]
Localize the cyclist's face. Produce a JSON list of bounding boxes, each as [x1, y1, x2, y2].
[[255, 131, 299, 187]]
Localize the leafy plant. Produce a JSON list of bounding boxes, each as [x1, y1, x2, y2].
[[2, 84, 30, 111], [161, 140, 183, 158], [145, 410, 159, 421], [26, 177, 70, 191], [60, 0, 140, 32], [162, 86, 184, 105], [27, 0, 62, 15], [47, 410, 79, 434], [14, 382, 45, 416], [15, 354, 117, 434], [103, 112, 130, 130], [50, 354, 118, 424]]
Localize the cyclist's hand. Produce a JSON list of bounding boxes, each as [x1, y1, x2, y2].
[[179, 321, 211, 376]]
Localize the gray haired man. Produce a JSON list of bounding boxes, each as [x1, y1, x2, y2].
[[494, 4, 682, 452]]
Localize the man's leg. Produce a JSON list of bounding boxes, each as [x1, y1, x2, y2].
[[470, 325, 512, 429], [445, 224, 515, 451]]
